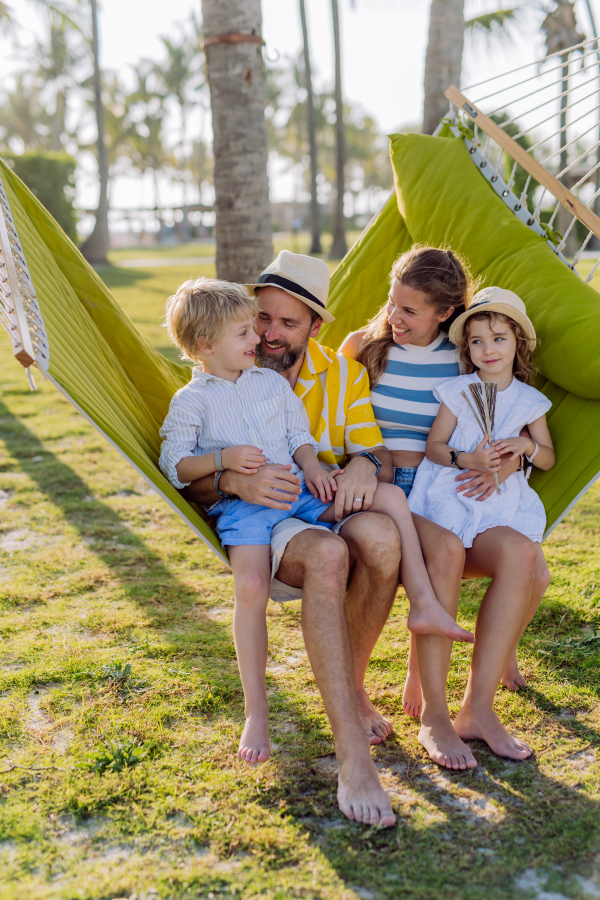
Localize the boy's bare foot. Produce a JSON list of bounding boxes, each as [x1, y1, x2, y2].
[[407, 603, 474, 644], [238, 712, 270, 764], [402, 669, 422, 718], [418, 712, 477, 769], [356, 688, 393, 744], [501, 652, 528, 691], [454, 705, 532, 760], [337, 752, 396, 827]]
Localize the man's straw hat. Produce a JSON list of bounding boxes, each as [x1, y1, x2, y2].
[[246, 250, 335, 323], [449, 286, 537, 351]]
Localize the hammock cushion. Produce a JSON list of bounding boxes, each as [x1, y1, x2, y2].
[[323, 133, 600, 533]]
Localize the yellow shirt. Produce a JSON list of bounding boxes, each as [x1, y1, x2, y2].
[[294, 339, 383, 468]]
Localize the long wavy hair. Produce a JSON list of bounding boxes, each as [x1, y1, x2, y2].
[[356, 245, 478, 386], [458, 312, 536, 384]]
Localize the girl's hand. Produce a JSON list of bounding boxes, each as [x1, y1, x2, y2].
[[493, 436, 534, 461], [303, 464, 338, 503], [465, 434, 501, 473], [221, 445, 267, 474]]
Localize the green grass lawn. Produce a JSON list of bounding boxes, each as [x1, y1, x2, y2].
[[1, 253, 600, 900]]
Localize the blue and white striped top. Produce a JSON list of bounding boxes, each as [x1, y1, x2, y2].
[[370, 333, 460, 452]]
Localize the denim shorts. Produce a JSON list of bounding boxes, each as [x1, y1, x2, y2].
[[209, 483, 334, 547], [393, 466, 418, 498]]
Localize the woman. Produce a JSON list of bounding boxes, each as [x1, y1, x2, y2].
[[341, 246, 550, 768]]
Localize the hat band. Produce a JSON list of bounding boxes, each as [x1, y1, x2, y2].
[[256, 273, 325, 310]]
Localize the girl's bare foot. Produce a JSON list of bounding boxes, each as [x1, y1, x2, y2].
[[238, 711, 270, 764], [501, 651, 528, 691], [337, 752, 396, 827], [418, 712, 477, 769], [402, 668, 422, 718], [355, 688, 393, 745], [454, 704, 532, 760], [407, 602, 474, 644]]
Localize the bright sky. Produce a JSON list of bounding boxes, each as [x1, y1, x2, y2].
[[3, 0, 600, 219]]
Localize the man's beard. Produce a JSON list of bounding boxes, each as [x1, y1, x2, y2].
[[255, 336, 309, 374]]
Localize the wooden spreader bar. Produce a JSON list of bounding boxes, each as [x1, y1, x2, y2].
[[445, 85, 600, 242]]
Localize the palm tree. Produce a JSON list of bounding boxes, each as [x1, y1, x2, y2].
[[154, 29, 200, 242], [330, 0, 347, 260], [80, 0, 109, 266], [299, 0, 321, 254], [201, 0, 273, 283]]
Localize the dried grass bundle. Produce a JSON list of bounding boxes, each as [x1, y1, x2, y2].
[[461, 381, 501, 495]]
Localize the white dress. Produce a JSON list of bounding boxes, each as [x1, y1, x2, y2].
[[407, 374, 552, 548]]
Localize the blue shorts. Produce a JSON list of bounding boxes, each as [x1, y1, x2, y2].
[[209, 483, 334, 547], [393, 466, 418, 498]]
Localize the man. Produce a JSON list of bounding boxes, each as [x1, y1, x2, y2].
[[185, 251, 400, 828]]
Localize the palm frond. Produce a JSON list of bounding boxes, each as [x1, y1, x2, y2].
[[465, 8, 522, 38]]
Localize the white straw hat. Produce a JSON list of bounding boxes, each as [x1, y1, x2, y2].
[[246, 250, 335, 323], [449, 286, 537, 351]]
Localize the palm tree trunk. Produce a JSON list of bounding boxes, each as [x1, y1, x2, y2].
[[201, 0, 273, 282], [81, 0, 109, 265], [299, 0, 321, 255], [423, 0, 465, 135], [330, 0, 347, 260]]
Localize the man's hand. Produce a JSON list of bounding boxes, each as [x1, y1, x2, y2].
[[332, 456, 378, 521], [455, 452, 521, 501], [220, 464, 302, 510]]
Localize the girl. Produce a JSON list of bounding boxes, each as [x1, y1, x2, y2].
[[342, 250, 551, 767], [408, 286, 555, 549]]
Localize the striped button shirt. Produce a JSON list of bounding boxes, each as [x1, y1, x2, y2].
[[159, 366, 317, 489], [370, 333, 460, 452], [295, 339, 384, 468]]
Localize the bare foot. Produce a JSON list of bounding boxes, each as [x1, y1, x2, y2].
[[454, 705, 532, 760], [238, 711, 270, 764], [402, 668, 422, 718], [337, 753, 396, 827], [418, 712, 477, 769], [501, 651, 528, 691], [408, 602, 474, 644], [356, 688, 393, 745]]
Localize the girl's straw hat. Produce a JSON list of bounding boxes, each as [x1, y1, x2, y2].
[[449, 286, 537, 351], [246, 250, 335, 323]]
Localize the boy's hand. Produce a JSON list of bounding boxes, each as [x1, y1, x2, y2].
[[221, 445, 266, 474], [493, 436, 534, 460], [303, 464, 338, 503], [464, 435, 501, 473]]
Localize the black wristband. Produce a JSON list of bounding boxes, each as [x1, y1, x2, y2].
[[356, 451, 382, 477]]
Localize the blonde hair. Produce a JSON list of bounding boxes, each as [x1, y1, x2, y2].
[[356, 245, 478, 386], [458, 312, 536, 384], [165, 277, 258, 362]]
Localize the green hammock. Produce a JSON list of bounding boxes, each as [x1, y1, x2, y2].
[[1, 126, 599, 562]]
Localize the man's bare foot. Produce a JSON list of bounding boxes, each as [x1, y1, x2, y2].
[[407, 602, 474, 644], [454, 704, 532, 760], [418, 712, 477, 769], [356, 688, 393, 745], [501, 651, 528, 691], [238, 711, 270, 764], [402, 669, 422, 718], [337, 753, 396, 827]]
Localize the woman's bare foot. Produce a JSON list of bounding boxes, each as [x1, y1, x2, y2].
[[418, 711, 477, 769], [454, 704, 532, 760], [238, 711, 270, 764], [501, 651, 528, 691], [337, 752, 396, 827], [407, 602, 474, 644], [402, 668, 422, 718], [356, 688, 393, 745]]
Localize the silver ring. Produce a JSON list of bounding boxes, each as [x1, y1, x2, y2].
[[353, 497, 363, 504]]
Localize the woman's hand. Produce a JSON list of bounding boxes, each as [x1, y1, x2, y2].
[[493, 436, 534, 461], [222, 445, 267, 474], [303, 463, 338, 503], [462, 435, 501, 473]]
